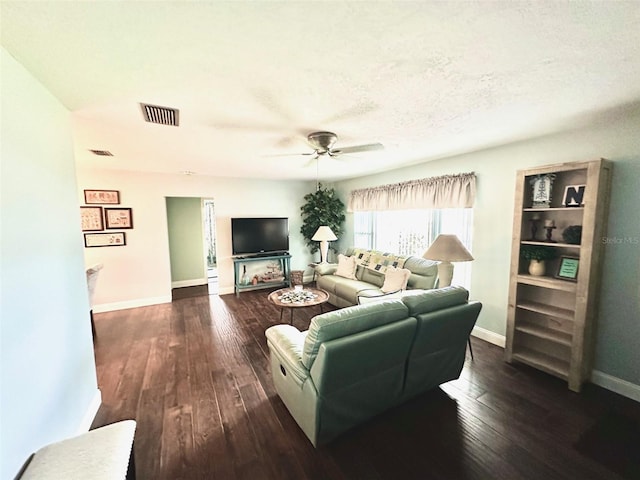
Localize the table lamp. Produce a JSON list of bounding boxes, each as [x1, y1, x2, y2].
[[423, 234, 474, 287], [312, 226, 337, 263]]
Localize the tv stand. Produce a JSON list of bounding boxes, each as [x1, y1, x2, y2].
[[233, 253, 292, 296]]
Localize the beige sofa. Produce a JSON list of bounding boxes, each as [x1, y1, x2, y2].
[[315, 248, 438, 308]]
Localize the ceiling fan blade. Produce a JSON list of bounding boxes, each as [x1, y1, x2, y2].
[[331, 143, 384, 155], [328, 153, 367, 161], [320, 101, 378, 124], [304, 155, 320, 167], [261, 151, 316, 158], [277, 129, 317, 148], [251, 87, 297, 123], [207, 120, 284, 132]]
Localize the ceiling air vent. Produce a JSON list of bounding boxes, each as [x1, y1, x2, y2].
[[140, 103, 179, 126], [89, 149, 113, 156]]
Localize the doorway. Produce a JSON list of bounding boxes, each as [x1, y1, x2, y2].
[[166, 196, 218, 300], [203, 199, 218, 295]]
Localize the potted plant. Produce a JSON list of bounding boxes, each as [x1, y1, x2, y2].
[[520, 245, 558, 276], [300, 184, 346, 259]]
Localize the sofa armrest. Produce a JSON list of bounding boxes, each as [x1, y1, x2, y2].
[[357, 289, 402, 304], [314, 263, 338, 276], [265, 325, 310, 387]]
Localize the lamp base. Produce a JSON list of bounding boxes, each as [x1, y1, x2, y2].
[[319, 240, 329, 264], [436, 261, 454, 287]]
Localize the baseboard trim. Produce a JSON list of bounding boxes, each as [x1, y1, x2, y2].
[[471, 328, 640, 403], [219, 286, 235, 295], [171, 278, 207, 288], [93, 295, 171, 313], [591, 370, 640, 403], [77, 389, 102, 434], [471, 325, 506, 348]]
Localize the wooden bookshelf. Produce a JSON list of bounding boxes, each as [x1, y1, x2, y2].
[[505, 159, 612, 392]]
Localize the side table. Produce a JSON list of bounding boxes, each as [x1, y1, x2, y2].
[[268, 287, 329, 324], [308, 263, 320, 283]]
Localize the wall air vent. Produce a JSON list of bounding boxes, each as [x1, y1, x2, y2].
[[89, 149, 113, 156], [140, 103, 180, 126]]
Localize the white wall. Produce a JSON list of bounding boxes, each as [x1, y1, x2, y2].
[[1, 48, 100, 479], [334, 105, 640, 398], [75, 168, 314, 310]]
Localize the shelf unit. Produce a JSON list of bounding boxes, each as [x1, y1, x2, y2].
[[233, 253, 292, 295], [505, 159, 612, 392]]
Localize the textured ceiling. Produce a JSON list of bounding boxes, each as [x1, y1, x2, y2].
[[2, 1, 640, 181]]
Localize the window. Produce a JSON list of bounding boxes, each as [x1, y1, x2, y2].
[[353, 208, 474, 287]]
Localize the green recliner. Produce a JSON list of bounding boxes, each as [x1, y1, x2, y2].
[[265, 286, 482, 446]]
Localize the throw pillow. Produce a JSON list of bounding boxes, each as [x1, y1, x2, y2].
[[381, 267, 411, 293], [334, 254, 357, 279]]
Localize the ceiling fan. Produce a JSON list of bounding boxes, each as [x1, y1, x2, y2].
[[266, 131, 384, 159]]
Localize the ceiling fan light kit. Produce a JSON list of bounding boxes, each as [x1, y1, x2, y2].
[[307, 131, 338, 154]]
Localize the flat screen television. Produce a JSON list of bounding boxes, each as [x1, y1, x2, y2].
[[231, 217, 289, 256]]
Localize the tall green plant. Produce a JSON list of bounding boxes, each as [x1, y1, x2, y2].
[[300, 184, 346, 254]]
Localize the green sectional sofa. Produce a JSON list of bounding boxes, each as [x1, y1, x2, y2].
[[315, 248, 439, 308], [265, 286, 482, 446]]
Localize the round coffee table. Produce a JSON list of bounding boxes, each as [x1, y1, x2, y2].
[[268, 287, 329, 324]]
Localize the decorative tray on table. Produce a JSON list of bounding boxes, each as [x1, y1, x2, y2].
[[277, 290, 318, 304]]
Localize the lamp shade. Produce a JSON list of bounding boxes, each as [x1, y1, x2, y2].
[[423, 234, 474, 262], [312, 226, 337, 241]]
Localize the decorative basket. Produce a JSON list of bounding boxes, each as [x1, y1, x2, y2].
[[290, 270, 304, 285]]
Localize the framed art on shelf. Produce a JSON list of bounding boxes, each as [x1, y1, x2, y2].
[[84, 189, 120, 205], [80, 206, 104, 231], [529, 173, 556, 208], [105, 208, 133, 229], [84, 232, 126, 247], [555, 256, 580, 281]]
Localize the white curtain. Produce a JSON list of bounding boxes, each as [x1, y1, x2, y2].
[[348, 172, 476, 212]]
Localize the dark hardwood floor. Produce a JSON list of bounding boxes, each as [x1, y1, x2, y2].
[[91, 288, 640, 480]]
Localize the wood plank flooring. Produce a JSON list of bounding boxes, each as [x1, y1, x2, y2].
[[91, 288, 640, 480]]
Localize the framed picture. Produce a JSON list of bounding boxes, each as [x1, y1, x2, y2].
[[80, 206, 104, 231], [84, 232, 126, 247], [105, 208, 133, 229], [555, 256, 580, 281], [530, 173, 556, 208], [84, 189, 120, 204], [562, 184, 586, 207]]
